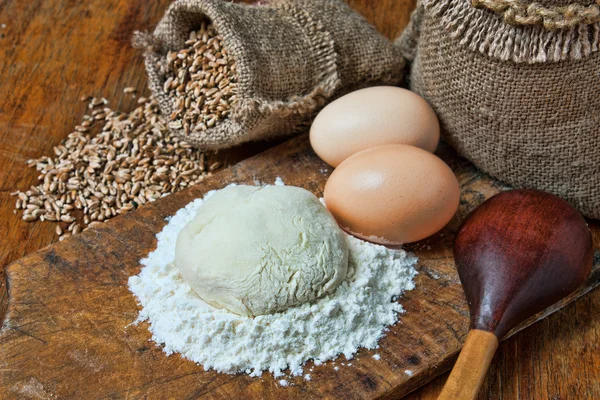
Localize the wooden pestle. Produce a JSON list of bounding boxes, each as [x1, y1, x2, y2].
[[438, 189, 593, 400]]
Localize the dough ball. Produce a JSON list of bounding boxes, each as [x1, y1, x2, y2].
[[175, 185, 349, 316]]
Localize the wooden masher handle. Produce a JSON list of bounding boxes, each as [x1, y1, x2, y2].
[[438, 329, 499, 400]]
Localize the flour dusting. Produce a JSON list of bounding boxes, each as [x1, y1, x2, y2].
[[128, 179, 418, 378]]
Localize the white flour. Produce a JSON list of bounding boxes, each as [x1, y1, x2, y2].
[[128, 181, 418, 378]]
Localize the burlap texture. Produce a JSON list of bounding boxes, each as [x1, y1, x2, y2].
[[398, 0, 600, 218], [135, 0, 404, 150]]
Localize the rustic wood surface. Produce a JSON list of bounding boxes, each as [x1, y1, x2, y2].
[[1, 133, 599, 399], [0, 0, 598, 398]]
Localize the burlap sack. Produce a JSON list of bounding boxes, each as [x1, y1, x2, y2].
[[135, 0, 404, 150], [397, 0, 600, 219]]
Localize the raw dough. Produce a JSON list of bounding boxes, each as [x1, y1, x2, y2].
[[175, 185, 349, 316]]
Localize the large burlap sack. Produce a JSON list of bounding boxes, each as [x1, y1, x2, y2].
[[135, 0, 404, 150], [397, 0, 600, 219]]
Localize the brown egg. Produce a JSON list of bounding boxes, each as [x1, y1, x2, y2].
[[324, 144, 460, 244], [310, 86, 440, 167]]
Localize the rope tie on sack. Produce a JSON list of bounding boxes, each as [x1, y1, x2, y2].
[[472, 0, 600, 29]]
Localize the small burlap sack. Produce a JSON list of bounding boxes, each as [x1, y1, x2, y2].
[[397, 0, 600, 218], [135, 0, 404, 150]]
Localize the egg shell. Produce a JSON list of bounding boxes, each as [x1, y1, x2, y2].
[[324, 144, 460, 244], [310, 86, 440, 167]]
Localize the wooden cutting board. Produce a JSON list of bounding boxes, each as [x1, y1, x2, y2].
[[0, 135, 598, 399]]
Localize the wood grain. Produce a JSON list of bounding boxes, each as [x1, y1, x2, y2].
[[0, 0, 598, 398], [441, 190, 594, 400], [438, 330, 499, 400], [455, 189, 594, 339]]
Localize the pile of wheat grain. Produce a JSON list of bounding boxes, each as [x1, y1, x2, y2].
[[13, 94, 220, 240]]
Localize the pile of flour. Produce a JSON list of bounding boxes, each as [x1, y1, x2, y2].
[[128, 181, 418, 378]]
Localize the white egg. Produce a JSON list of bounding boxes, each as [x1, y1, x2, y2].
[[310, 86, 440, 167]]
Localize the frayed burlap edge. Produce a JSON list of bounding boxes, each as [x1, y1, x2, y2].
[[420, 0, 600, 63], [236, 2, 339, 122], [133, 0, 339, 150]]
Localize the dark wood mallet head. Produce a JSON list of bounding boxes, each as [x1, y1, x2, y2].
[[454, 188, 593, 339]]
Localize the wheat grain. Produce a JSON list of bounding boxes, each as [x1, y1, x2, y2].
[[158, 22, 238, 133], [13, 96, 214, 235]]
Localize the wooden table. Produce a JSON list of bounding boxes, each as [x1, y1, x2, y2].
[[0, 1, 598, 398]]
